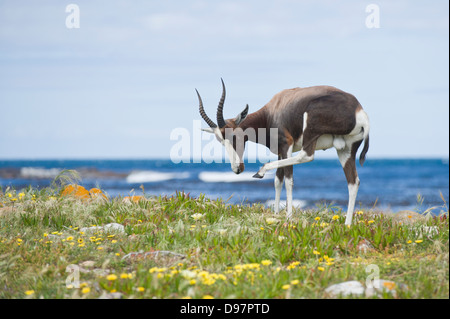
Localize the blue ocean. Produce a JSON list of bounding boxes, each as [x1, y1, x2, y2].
[[0, 159, 448, 214]]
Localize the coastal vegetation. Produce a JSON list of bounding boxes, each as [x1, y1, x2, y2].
[[0, 173, 448, 299]]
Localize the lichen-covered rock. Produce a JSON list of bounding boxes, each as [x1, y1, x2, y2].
[[325, 281, 365, 297], [80, 223, 125, 234], [365, 279, 408, 298]]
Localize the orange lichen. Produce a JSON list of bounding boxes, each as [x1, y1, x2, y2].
[[89, 188, 107, 199], [61, 185, 90, 200], [123, 196, 144, 203], [383, 281, 396, 290]]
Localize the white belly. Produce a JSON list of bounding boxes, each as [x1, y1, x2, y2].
[[292, 134, 339, 152], [315, 134, 334, 150]]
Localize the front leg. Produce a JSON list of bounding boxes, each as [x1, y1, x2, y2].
[[253, 150, 314, 178], [284, 165, 294, 218], [274, 168, 284, 214]]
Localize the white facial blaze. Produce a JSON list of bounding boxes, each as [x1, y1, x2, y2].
[[213, 127, 240, 173], [223, 138, 240, 173]]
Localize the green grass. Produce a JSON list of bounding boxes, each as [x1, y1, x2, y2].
[[0, 186, 448, 299]]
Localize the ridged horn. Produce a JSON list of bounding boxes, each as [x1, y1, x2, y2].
[[196, 89, 217, 128], [216, 78, 226, 128]]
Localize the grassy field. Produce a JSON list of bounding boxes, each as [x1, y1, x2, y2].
[[0, 180, 448, 299]]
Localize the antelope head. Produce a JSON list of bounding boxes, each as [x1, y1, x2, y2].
[[196, 79, 249, 174]]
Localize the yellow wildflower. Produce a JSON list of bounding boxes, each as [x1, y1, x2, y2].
[[202, 295, 214, 299], [317, 267, 325, 272], [415, 240, 423, 243], [81, 287, 90, 294], [137, 287, 145, 292], [314, 216, 321, 221], [282, 284, 291, 290], [25, 290, 35, 296], [106, 274, 117, 281], [332, 215, 340, 220], [261, 260, 272, 266], [291, 280, 300, 285]]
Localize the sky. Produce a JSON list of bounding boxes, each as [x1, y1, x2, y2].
[[0, 0, 448, 160]]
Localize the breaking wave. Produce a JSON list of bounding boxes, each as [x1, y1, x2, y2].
[[126, 171, 190, 183], [20, 167, 61, 179]]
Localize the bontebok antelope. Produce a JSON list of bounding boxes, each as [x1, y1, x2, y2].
[[196, 79, 370, 225]]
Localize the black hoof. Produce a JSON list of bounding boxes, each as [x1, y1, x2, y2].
[[253, 173, 264, 179]]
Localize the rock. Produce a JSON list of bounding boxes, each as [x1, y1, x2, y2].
[[79, 261, 95, 268], [122, 196, 145, 204], [61, 185, 90, 200], [98, 291, 123, 299], [80, 223, 125, 234], [325, 281, 365, 297], [92, 268, 111, 277], [325, 279, 408, 298], [365, 279, 407, 298]]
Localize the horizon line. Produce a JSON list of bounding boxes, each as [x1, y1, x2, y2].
[[0, 156, 448, 162]]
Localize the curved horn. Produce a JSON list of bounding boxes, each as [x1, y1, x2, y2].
[[196, 89, 217, 128], [216, 78, 226, 128]]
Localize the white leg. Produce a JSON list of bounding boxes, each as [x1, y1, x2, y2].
[[254, 150, 314, 178], [345, 178, 359, 225], [285, 175, 293, 218], [274, 175, 283, 214], [337, 147, 360, 226]]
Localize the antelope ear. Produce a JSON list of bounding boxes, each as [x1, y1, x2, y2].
[[202, 127, 224, 140], [234, 104, 249, 126], [201, 128, 215, 133]]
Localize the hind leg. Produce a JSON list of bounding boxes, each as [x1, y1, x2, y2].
[[337, 140, 363, 225]]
